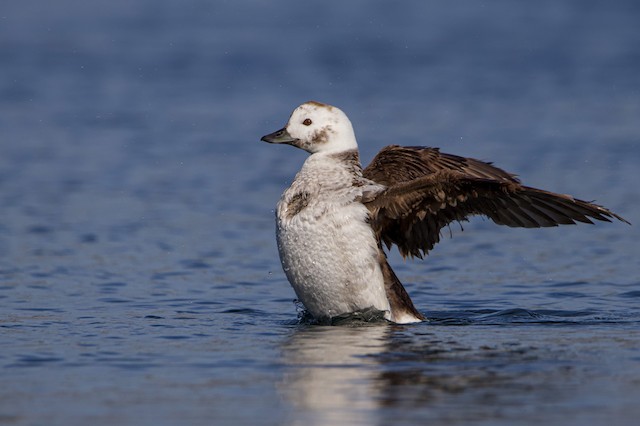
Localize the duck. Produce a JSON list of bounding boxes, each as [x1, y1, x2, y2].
[[261, 101, 628, 324]]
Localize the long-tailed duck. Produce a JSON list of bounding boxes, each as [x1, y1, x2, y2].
[[261, 101, 628, 324]]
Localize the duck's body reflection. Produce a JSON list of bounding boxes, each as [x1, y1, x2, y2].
[[279, 323, 390, 425], [278, 320, 568, 425]]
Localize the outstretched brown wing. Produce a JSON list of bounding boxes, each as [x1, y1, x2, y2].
[[363, 145, 519, 185], [362, 148, 629, 259]]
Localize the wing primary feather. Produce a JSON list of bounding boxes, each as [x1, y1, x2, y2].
[[362, 146, 628, 257]]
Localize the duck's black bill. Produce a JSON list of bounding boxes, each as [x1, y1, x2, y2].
[[261, 128, 298, 144]]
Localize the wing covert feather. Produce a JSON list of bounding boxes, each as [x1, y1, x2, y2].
[[362, 148, 628, 258]]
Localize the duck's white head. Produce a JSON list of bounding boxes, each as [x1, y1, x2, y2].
[[261, 101, 358, 154]]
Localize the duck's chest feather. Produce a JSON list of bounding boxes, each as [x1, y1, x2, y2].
[[274, 153, 391, 320]]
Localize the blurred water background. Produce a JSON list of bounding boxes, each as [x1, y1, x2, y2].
[[1, 1, 639, 425]]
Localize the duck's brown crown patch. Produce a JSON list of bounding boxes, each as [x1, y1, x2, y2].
[[306, 100, 334, 110]]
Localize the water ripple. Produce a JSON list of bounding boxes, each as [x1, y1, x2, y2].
[[426, 308, 639, 325]]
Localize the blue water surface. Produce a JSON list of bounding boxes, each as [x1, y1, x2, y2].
[[1, 1, 639, 425]]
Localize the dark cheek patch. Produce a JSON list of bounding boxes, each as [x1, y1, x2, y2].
[[311, 129, 328, 144], [311, 126, 333, 144]]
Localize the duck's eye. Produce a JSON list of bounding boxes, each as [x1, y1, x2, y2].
[[302, 118, 312, 126]]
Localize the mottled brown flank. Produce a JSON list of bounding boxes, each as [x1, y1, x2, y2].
[[286, 191, 310, 219], [306, 100, 333, 110], [329, 149, 361, 170], [329, 149, 365, 185], [377, 248, 425, 321]]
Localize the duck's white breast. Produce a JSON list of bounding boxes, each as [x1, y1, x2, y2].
[[276, 200, 390, 320], [275, 156, 391, 320]]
